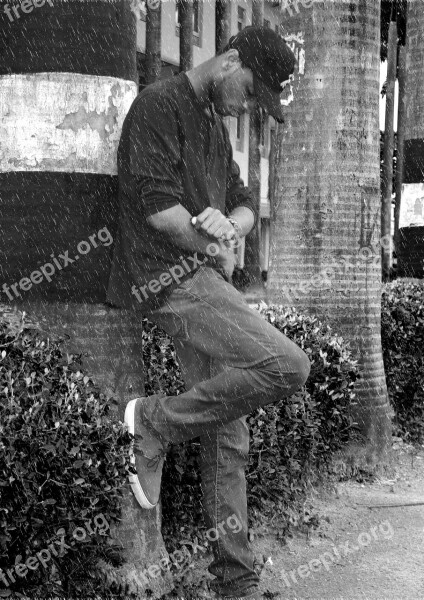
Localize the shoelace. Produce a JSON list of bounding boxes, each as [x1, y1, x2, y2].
[[146, 448, 167, 471], [133, 439, 167, 472]]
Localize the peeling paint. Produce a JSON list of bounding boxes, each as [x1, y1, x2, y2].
[[0, 73, 138, 174], [281, 32, 306, 106], [284, 32, 305, 45], [57, 93, 119, 142]]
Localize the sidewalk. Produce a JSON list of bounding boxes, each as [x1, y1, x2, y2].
[[162, 442, 424, 599], [257, 442, 424, 600]]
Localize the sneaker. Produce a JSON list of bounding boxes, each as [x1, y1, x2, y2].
[[124, 397, 167, 509]]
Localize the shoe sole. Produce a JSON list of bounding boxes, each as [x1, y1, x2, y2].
[[124, 398, 156, 510]]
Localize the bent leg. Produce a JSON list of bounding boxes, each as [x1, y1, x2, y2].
[[143, 266, 310, 445]]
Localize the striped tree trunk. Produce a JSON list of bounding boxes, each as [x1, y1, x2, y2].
[[398, 0, 424, 278], [215, 0, 231, 53], [0, 0, 171, 595], [179, 0, 194, 72], [394, 41, 407, 246], [268, 0, 392, 461], [244, 0, 265, 296], [381, 14, 397, 281], [146, 0, 162, 84]]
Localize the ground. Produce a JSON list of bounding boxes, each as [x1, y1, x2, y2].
[[256, 440, 424, 600], [164, 440, 424, 600]]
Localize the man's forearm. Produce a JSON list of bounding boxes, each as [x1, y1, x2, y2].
[[147, 204, 230, 257]]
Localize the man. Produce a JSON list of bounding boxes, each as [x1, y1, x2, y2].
[[107, 26, 310, 600]]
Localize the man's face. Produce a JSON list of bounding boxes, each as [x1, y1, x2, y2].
[[212, 60, 257, 118]]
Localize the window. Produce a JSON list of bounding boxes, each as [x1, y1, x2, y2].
[[260, 111, 270, 158], [237, 116, 242, 140], [260, 111, 265, 146], [176, 0, 203, 46], [236, 114, 245, 152], [264, 19, 270, 28], [237, 6, 246, 32]]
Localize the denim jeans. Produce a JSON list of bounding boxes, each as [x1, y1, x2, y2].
[[143, 265, 310, 597]]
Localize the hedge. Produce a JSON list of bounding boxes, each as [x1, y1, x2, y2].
[[0, 309, 130, 598], [1, 302, 359, 597], [381, 280, 424, 444]]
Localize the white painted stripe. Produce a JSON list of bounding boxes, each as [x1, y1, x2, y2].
[[0, 73, 138, 175]]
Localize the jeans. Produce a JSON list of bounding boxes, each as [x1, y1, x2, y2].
[[142, 265, 310, 597]]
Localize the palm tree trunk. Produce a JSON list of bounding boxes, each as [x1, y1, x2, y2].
[[268, 0, 392, 461], [146, 0, 162, 84], [215, 0, 231, 53], [0, 1, 171, 595], [381, 14, 397, 281], [394, 42, 407, 248], [398, 0, 424, 278], [244, 0, 265, 296], [179, 0, 194, 72]]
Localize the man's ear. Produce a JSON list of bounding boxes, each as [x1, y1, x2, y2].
[[221, 48, 241, 73]]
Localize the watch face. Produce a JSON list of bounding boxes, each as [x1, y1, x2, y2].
[[228, 218, 241, 235]]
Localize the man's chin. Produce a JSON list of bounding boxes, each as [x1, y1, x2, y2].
[[217, 107, 240, 118], [213, 104, 236, 118]]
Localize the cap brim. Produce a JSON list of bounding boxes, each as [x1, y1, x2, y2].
[[254, 75, 285, 123]]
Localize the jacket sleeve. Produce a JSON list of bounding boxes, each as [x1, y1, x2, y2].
[[127, 92, 183, 217], [222, 122, 259, 228]]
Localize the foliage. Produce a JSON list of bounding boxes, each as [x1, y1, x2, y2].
[[247, 304, 359, 531], [381, 280, 424, 444], [0, 308, 131, 598], [0, 303, 360, 597], [146, 304, 359, 543]]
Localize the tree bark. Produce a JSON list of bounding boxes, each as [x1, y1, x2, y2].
[[146, 0, 162, 84], [394, 42, 407, 247], [179, 0, 194, 72], [0, 1, 171, 595], [267, 0, 392, 462], [397, 0, 424, 278], [215, 0, 231, 53], [244, 0, 265, 296], [381, 15, 397, 281]]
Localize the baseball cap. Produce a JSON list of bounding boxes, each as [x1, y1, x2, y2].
[[224, 26, 296, 123]]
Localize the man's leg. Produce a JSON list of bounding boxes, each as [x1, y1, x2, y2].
[[173, 338, 259, 597], [142, 265, 310, 444], [200, 419, 259, 598], [127, 264, 309, 510]]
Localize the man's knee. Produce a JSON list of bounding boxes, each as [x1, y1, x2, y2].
[[291, 348, 311, 388], [258, 346, 310, 396]]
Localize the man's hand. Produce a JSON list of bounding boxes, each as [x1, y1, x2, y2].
[[215, 249, 237, 281], [191, 208, 236, 241]]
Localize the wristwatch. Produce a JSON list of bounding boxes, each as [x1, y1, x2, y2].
[[227, 217, 242, 239], [191, 215, 242, 243]]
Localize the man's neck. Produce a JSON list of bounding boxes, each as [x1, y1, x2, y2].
[[185, 62, 215, 119]]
